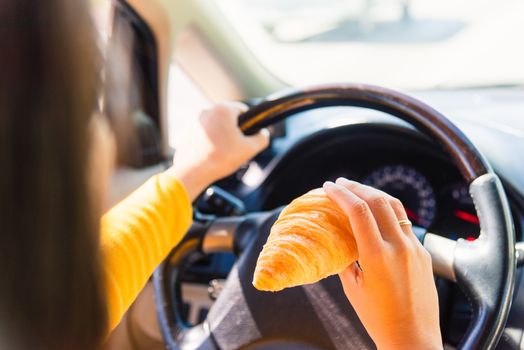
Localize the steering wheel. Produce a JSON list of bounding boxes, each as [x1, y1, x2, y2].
[[153, 84, 516, 350]]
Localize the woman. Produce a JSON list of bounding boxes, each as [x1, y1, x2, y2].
[[0, 1, 441, 349]]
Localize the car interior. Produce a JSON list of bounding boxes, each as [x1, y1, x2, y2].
[[99, 0, 524, 349]]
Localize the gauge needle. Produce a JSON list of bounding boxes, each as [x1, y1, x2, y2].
[[454, 209, 480, 225], [405, 208, 420, 223]]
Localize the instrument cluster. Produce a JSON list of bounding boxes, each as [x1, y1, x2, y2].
[[362, 164, 480, 239], [363, 164, 436, 229]]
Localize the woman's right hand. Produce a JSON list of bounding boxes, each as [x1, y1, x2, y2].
[[323, 178, 442, 350]]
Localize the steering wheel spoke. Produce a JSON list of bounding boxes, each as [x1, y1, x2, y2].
[[420, 233, 458, 282], [200, 217, 242, 254], [201, 209, 282, 255]]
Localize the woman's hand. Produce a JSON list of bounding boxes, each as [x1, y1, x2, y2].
[[167, 102, 269, 200], [323, 178, 442, 350]]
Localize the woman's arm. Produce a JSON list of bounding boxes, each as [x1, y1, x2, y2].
[[101, 173, 192, 331], [101, 103, 269, 331], [324, 178, 442, 350]]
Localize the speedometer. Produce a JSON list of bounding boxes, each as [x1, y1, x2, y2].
[[364, 165, 436, 228]]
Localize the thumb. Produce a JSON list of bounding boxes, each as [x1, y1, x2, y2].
[[246, 128, 270, 152], [339, 262, 363, 295]]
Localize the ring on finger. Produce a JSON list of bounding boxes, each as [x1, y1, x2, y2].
[[398, 219, 412, 227]]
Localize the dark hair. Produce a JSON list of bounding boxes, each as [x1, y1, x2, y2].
[[0, 1, 107, 349]]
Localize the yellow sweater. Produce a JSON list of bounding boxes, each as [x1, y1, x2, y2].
[[100, 173, 192, 331]]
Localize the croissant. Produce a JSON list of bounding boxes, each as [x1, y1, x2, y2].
[[253, 188, 358, 292]]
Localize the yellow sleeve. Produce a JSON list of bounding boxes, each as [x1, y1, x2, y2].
[[100, 173, 193, 332]]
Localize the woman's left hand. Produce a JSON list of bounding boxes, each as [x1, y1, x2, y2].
[[167, 102, 269, 200]]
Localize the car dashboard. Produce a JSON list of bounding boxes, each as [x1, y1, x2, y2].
[[182, 88, 524, 349], [245, 123, 484, 241]]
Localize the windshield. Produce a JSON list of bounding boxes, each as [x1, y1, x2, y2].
[[217, 0, 524, 90]]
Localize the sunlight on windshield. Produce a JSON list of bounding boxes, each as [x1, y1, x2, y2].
[[217, 0, 524, 90]]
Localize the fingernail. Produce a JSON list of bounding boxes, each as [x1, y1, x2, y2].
[[336, 177, 354, 185], [260, 128, 270, 137], [323, 181, 336, 189]]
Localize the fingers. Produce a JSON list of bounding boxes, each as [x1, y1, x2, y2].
[[229, 101, 250, 113], [371, 192, 413, 236], [335, 178, 405, 242], [219, 101, 249, 115], [205, 102, 248, 125], [246, 128, 270, 152], [323, 181, 383, 254], [219, 101, 269, 152]]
